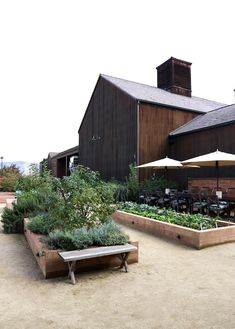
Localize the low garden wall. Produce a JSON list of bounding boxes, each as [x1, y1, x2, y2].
[[0, 192, 15, 204], [113, 211, 235, 249], [24, 219, 139, 278]]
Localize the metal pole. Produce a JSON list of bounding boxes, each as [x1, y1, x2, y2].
[[216, 160, 219, 190]]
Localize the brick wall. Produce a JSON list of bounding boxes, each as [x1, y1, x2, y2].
[[188, 178, 235, 196]]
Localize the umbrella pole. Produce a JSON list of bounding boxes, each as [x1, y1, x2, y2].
[[216, 161, 219, 190], [165, 166, 168, 185]]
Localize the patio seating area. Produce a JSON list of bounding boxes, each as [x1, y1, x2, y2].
[[137, 150, 235, 221], [138, 187, 235, 220]]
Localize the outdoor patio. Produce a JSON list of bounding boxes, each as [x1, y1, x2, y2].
[[0, 209, 234, 329]]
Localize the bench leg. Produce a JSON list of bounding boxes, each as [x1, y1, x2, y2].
[[118, 252, 129, 273], [68, 261, 77, 285]]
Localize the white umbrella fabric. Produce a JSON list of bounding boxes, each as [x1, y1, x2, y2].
[[182, 149, 235, 190], [137, 156, 183, 192], [137, 156, 183, 169]]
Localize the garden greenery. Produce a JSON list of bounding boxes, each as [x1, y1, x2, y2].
[[110, 163, 178, 203], [2, 164, 130, 251], [47, 165, 115, 230], [0, 164, 22, 192], [41, 221, 129, 251], [119, 202, 217, 230]]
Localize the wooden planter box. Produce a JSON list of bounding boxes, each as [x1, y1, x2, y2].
[[24, 219, 138, 278], [113, 211, 235, 249]]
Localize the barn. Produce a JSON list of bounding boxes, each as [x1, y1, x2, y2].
[[78, 57, 226, 184]]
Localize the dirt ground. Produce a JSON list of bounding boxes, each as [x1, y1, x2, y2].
[[0, 205, 235, 329]]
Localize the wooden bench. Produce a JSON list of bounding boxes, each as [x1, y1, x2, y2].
[[59, 244, 137, 284]]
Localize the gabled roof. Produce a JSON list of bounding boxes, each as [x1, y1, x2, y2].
[[51, 146, 79, 159], [101, 74, 226, 114], [170, 103, 235, 136], [48, 152, 58, 158]]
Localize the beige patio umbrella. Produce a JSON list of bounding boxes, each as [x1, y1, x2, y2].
[[137, 156, 183, 192], [137, 156, 183, 170], [182, 149, 235, 190]]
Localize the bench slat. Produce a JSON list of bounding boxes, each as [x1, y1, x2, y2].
[[59, 244, 137, 262]]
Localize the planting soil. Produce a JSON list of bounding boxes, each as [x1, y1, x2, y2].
[[0, 209, 235, 329]]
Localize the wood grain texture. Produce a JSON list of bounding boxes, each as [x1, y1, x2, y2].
[[79, 76, 137, 180], [139, 102, 198, 181]]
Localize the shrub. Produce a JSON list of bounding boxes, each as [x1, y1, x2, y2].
[[126, 163, 139, 201], [108, 180, 129, 202], [42, 230, 80, 251], [2, 164, 57, 233], [140, 175, 177, 193], [73, 227, 94, 249], [3, 165, 116, 234], [1, 197, 42, 233], [17, 163, 54, 192], [0, 164, 21, 176], [42, 221, 129, 251], [1, 173, 20, 192], [91, 220, 129, 246], [47, 166, 115, 231], [0, 165, 22, 192], [26, 214, 52, 235]]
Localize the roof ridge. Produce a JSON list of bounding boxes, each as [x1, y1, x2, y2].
[[101, 74, 227, 105], [100, 74, 227, 114], [101, 73, 157, 90], [206, 103, 234, 113]]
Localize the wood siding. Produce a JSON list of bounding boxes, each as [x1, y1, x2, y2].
[[169, 123, 235, 188], [79, 76, 137, 181], [139, 103, 198, 180]]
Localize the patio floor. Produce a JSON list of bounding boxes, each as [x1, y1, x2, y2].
[[0, 208, 235, 329]]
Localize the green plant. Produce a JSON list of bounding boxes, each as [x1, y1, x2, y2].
[[91, 220, 129, 246], [140, 175, 177, 193], [0, 164, 21, 176], [1, 196, 44, 233], [17, 163, 54, 192], [47, 166, 115, 231], [43, 229, 94, 251], [3, 165, 116, 234], [26, 214, 52, 235], [42, 220, 129, 251], [120, 201, 217, 230], [126, 163, 139, 201], [108, 180, 129, 202], [1, 172, 20, 191], [0, 164, 22, 192]]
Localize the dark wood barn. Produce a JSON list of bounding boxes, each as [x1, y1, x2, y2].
[[169, 104, 235, 188], [78, 57, 225, 182]]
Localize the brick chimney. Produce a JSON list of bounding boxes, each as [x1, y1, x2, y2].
[[156, 57, 192, 97]]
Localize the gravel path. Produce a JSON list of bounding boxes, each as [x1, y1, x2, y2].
[[0, 207, 235, 329]]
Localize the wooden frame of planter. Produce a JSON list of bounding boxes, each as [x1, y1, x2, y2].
[[113, 211, 235, 249], [24, 219, 138, 278]]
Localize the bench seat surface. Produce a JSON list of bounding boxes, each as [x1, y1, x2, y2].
[[59, 244, 137, 262]]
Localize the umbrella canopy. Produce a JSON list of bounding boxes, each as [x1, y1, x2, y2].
[[182, 149, 235, 189], [137, 156, 183, 169], [137, 157, 183, 192]]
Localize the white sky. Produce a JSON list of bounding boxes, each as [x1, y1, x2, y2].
[[1, 0, 235, 163]]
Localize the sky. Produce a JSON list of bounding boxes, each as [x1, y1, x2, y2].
[[1, 0, 235, 163]]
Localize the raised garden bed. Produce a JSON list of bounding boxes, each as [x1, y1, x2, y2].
[[113, 210, 235, 249], [24, 219, 139, 278]]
